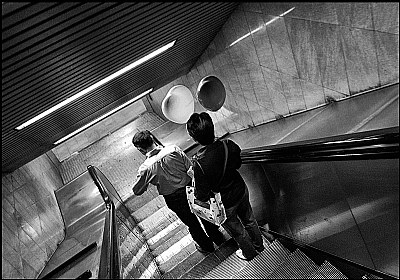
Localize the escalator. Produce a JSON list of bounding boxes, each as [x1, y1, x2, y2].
[[176, 127, 399, 279]]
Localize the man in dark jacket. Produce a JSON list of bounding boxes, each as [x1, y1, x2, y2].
[[186, 112, 264, 261], [131, 130, 225, 254]]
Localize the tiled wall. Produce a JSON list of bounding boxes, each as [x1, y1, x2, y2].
[[2, 152, 65, 279], [146, 2, 399, 137]]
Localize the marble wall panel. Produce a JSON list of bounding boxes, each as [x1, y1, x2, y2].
[[244, 98, 267, 126], [280, 73, 307, 114], [189, 67, 202, 85], [340, 27, 379, 94], [213, 32, 231, 69], [311, 22, 350, 95], [184, 70, 195, 86], [2, 258, 23, 279], [372, 3, 399, 34], [228, 45, 248, 70], [2, 222, 19, 253], [199, 51, 213, 74], [247, 63, 274, 110], [290, 3, 339, 25], [261, 66, 290, 116], [286, 17, 322, 86], [237, 69, 258, 103], [245, 10, 277, 70], [2, 242, 23, 273], [375, 32, 400, 85], [206, 41, 221, 72], [194, 57, 207, 78], [335, 3, 373, 30], [300, 80, 326, 109], [260, 2, 299, 18], [323, 87, 349, 101], [220, 15, 237, 48], [2, 152, 64, 279], [265, 16, 298, 78]]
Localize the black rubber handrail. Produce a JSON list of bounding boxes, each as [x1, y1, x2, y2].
[[41, 242, 97, 279], [241, 127, 399, 163], [98, 201, 120, 279], [261, 228, 398, 279], [88, 165, 121, 279], [88, 165, 111, 205]]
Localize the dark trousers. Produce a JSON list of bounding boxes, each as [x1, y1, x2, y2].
[[222, 187, 264, 260], [164, 187, 225, 251]]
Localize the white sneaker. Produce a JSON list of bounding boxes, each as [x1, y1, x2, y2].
[[235, 249, 248, 261]]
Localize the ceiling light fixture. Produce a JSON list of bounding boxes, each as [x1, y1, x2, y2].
[[53, 88, 153, 145], [16, 40, 176, 130]]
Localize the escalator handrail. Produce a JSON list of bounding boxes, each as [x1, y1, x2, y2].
[[241, 127, 399, 163], [264, 229, 398, 279]]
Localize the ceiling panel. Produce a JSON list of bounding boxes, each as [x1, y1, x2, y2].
[[2, 2, 239, 173]]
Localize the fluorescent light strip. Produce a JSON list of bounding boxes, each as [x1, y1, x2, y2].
[[16, 40, 176, 130], [230, 7, 295, 47], [53, 88, 153, 145]]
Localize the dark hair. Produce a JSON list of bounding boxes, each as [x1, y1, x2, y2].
[[132, 130, 154, 150], [186, 112, 215, 145]]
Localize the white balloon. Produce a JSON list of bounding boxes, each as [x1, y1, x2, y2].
[[162, 85, 194, 124]]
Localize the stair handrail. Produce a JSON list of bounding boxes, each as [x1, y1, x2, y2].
[[98, 200, 120, 279], [88, 165, 111, 205], [241, 126, 399, 163], [263, 229, 398, 279], [87, 165, 121, 279]]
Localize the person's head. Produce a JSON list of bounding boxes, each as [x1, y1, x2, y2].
[[132, 130, 155, 154], [186, 112, 215, 145]]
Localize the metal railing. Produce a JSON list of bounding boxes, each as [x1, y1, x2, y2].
[[88, 165, 121, 279]]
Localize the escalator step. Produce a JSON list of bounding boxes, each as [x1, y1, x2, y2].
[[203, 239, 290, 279], [317, 260, 348, 279], [308, 270, 328, 279], [265, 249, 319, 279]]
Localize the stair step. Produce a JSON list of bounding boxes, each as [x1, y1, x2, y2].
[[317, 260, 348, 279], [265, 249, 319, 279], [148, 219, 183, 250], [157, 234, 195, 274]]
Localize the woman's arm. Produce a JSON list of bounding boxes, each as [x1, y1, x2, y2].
[[193, 161, 212, 202]]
